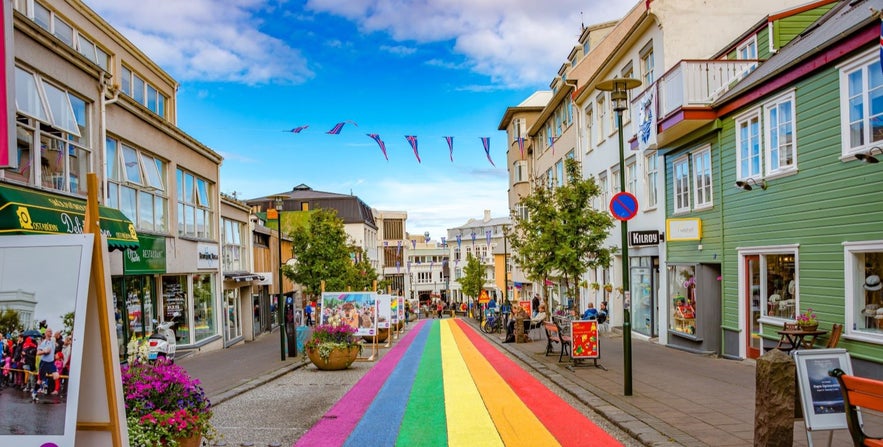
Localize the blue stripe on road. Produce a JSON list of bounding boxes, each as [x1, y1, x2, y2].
[[342, 322, 431, 447]]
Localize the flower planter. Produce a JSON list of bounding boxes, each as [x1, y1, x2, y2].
[[798, 324, 818, 332], [307, 345, 360, 370], [161, 434, 202, 447]]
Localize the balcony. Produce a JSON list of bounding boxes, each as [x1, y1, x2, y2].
[[650, 60, 756, 146]]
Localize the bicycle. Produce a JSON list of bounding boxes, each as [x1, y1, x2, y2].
[[481, 312, 502, 334]]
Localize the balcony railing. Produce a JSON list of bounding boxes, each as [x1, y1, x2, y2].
[[656, 60, 757, 118]]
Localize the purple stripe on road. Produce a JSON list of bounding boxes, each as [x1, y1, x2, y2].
[[294, 320, 427, 447]]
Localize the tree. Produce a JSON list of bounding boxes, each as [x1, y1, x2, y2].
[[0, 308, 22, 335], [346, 245, 381, 291], [508, 158, 615, 309], [284, 209, 355, 296], [62, 311, 75, 336], [457, 253, 486, 303]]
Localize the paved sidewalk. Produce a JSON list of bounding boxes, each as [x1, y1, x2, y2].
[[177, 319, 859, 446]]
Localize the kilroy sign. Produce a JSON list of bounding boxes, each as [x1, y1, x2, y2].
[[630, 230, 661, 246]]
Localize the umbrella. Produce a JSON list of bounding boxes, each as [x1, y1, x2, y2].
[[22, 329, 42, 338]]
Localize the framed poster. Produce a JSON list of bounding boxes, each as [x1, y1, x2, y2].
[[793, 348, 854, 431], [570, 320, 600, 359], [376, 294, 391, 329], [0, 234, 93, 447], [320, 292, 377, 336]]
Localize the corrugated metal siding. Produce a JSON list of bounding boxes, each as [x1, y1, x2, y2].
[[720, 66, 883, 359]]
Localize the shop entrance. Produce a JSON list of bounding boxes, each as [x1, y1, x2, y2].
[[745, 255, 762, 359]]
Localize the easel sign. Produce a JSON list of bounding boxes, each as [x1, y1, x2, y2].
[[794, 348, 854, 444], [0, 234, 93, 447], [571, 320, 599, 359], [319, 292, 377, 336]]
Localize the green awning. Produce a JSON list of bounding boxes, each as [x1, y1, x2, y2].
[[0, 182, 139, 251]]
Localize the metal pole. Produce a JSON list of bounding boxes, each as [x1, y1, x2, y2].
[[277, 206, 286, 361], [617, 110, 632, 396]]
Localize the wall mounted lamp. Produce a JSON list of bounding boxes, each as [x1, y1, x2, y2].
[[735, 178, 767, 191], [855, 146, 883, 164]]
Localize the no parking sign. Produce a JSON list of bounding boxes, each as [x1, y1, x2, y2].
[[609, 192, 639, 221]]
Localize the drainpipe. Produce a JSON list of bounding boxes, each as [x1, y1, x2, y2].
[[99, 72, 120, 204]]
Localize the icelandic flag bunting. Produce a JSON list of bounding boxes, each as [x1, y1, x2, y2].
[[481, 137, 494, 167], [440, 237, 446, 247], [549, 136, 557, 154], [405, 135, 421, 163], [471, 231, 476, 247], [444, 136, 454, 162], [411, 239, 417, 249], [880, 16, 883, 75], [367, 134, 389, 160], [326, 121, 357, 135], [287, 125, 309, 133], [396, 240, 401, 256], [456, 234, 461, 249], [517, 137, 525, 159]]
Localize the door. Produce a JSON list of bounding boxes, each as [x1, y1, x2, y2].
[[745, 255, 761, 359], [631, 257, 655, 337]]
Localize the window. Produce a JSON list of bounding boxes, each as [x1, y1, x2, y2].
[[611, 167, 620, 194], [584, 104, 594, 152], [644, 152, 658, 209], [640, 42, 654, 86], [692, 148, 712, 209], [740, 248, 798, 322], [596, 94, 608, 142], [177, 169, 214, 239], [840, 50, 883, 154], [513, 118, 526, 141], [10, 67, 91, 194], [106, 138, 167, 231], [844, 241, 883, 339], [583, 40, 590, 55], [546, 167, 554, 190], [626, 158, 637, 194], [668, 265, 696, 335], [598, 171, 609, 210], [673, 157, 690, 213], [555, 160, 564, 187], [737, 36, 757, 60], [513, 160, 526, 183], [119, 65, 167, 118], [515, 203, 529, 221], [736, 111, 762, 179], [764, 92, 796, 174], [192, 274, 216, 343], [223, 219, 244, 272]]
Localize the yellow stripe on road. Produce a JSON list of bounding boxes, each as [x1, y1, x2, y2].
[[440, 320, 504, 447], [448, 321, 560, 447]]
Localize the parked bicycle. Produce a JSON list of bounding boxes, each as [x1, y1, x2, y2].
[[481, 311, 502, 334]]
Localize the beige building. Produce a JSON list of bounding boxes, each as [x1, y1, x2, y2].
[[374, 209, 409, 296], [5, 0, 226, 359]]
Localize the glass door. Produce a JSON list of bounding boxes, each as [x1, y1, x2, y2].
[[631, 257, 655, 337], [745, 255, 761, 358]]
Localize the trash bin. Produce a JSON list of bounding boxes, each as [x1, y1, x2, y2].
[[295, 326, 309, 354], [286, 323, 298, 357]]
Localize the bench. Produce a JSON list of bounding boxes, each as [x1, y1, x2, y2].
[[543, 322, 571, 362], [829, 368, 883, 447]]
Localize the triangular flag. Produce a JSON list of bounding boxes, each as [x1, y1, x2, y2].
[[548, 136, 557, 154], [444, 136, 454, 162], [481, 137, 495, 167], [517, 137, 525, 159], [366, 134, 389, 161], [326, 121, 357, 135], [287, 125, 309, 133], [405, 135, 421, 163]]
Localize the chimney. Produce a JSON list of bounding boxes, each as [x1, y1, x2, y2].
[[483, 209, 491, 222]]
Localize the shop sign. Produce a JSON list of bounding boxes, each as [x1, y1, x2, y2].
[[197, 242, 219, 269], [629, 230, 660, 246], [666, 218, 702, 241], [124, 234, 166, 274]]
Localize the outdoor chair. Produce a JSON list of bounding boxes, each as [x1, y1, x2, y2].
[[829, 368, 883, 447]]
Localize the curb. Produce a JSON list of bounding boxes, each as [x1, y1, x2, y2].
[[210, 359, 310, 406]]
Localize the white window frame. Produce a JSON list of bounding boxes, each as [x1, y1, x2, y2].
[[598, 172, 609, 211], [673, 156, 690, 213], [843, 240, 883, 344], [735, 109, 763, 180], [692, 147, 713, 210], [738, 245, 800, 328], [596, 93, 608, 143], [640, 42, 654, 86], [555, 159, 564, 187], [177, 168, 214, 239], [626, 157, 637, 194], [737, 36, 757, 60], [106, 138, 168, 232], [512, 160, 526, 183], [764, 91, 797, 176], [584, 104, 594, 153], [644, 152, 658, 210], [838, 50, 883, 156]]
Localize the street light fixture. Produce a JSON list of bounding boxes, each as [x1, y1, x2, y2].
[[597, 77, 641, 396], [272, 195, 286, 361]]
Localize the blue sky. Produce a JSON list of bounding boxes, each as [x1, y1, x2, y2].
[[83, 0, 632, 239]]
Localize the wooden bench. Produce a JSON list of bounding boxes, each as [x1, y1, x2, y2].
[[829, 368, 883, 447], [543, 321, 571, 362]]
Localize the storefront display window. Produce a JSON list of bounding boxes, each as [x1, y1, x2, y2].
[[225, 288, 241, 341], [846, 242, 883, 336], [760, 253, 796, 320], [193, 273, 216, 342], [112, 275, 156, 362], [161, 276, 189, 344], [668, 265, 696, 335]]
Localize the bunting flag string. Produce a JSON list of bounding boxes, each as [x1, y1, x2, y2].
[[485, 229, 491, 248], [549, 136, 557, 155], [286, 125, 309, 133], [405, 135, 421, 163], [444, 136, 454, 162], [456, 234, 461, 249], [517, 137, 525, 159], [326, 120, 358, 135], [481, 137, 494, 167], [367, 134, 389, 161]]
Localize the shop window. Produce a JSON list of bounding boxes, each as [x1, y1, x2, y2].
[[845, 241, 883, 339], [668, 265, 697, 335], [225, 288, 242, 341], [193, 274, 216, 342], [161, 276, 189, 344], [112, 275, 156, 362], [742, 247, 799, 322]]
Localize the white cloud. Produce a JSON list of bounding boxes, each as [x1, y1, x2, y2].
[[380, 45, 418, 56], [83, 0, 313, 84], [305, 0, 634, 87]]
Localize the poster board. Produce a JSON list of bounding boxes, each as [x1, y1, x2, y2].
[[396, 296, 404, 324], [518, 300, 531, 315], [0, 234, 93, 447], [376, 294, 391, 329], [793, 348, 854, 431], [570, 320, 600, 359], [320, 292, 377, 336]]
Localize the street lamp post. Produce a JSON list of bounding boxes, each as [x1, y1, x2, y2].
[[597, 77, 641, 396], [273, 195, 286, 361]]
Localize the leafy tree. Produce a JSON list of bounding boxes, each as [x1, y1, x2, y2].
[[508, 158, 615, 309], [0, 309, 22, 335], [284, 209, 355, 297], [347, 245, 380, 291], [457, 253, 486, 303], [62, 311, 75, 336]]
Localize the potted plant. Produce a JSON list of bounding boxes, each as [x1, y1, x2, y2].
[[122, 359, 216, 447], [590, 282, 601, 291], [603, 283, 614, 293], [305, 324, 363, 370], [796, 308, 818, 331]]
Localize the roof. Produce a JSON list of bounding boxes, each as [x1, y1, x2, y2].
[[246, 184, 377, 228], [714, 0, 876, 106], [497, 91, 553, 130]]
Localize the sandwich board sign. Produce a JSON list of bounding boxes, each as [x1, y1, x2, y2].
[[793, 348, 855, 446]]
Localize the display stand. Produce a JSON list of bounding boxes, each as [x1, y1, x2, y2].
[[567, 320, 606, 372], [793, 349, 854, 447], [76, 174, 127, 446]]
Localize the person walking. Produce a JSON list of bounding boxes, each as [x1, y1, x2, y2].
[[35, 328, 58, 398], [304, 302, 313, 326], [531, 294, 540, 317]]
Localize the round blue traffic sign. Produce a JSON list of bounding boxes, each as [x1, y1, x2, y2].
[[609, 192, 639, 221]]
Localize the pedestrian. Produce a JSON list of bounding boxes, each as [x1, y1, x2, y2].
[[597, 301, 609, 331], [436, 300, 444, 319], [404, 300, 411, 322], [21, 336, 36, 392], [35, 328, 59, 397], [531, 294, 540, 317], [582, 302, 598, 320], [304, 302, 313, 326]]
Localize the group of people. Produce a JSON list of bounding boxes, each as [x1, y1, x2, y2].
[[0, 325, 72, 400]]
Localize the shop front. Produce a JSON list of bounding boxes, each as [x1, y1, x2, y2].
[[113, 233, 165, 362], [222, 272, 264, 346], [666, 263, 722, 355]]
